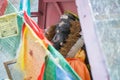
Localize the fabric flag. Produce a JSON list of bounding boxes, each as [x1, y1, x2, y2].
[[43, 55, 74, 80], [17, 11, 81, 80], [47, 45, 81, 80], [17, 12, 50, 80], [0, 0, 23, 78], [0, 14, 23, 58], [0, 0, 22, 58], [37, 63, 45, 80], [23, 11, 50, 47], [0, 0, 8, 16], [5, 0, 18, 14], [17, 23, 47, 80]]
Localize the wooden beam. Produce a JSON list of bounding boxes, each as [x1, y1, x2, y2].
[[76, 0, 109, 80], [53, 2, 63, 15], [31, 12, 39, 17]]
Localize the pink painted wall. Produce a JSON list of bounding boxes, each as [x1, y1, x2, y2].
[[46, 1, 77, 28], [38, 0, 78, 28]]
